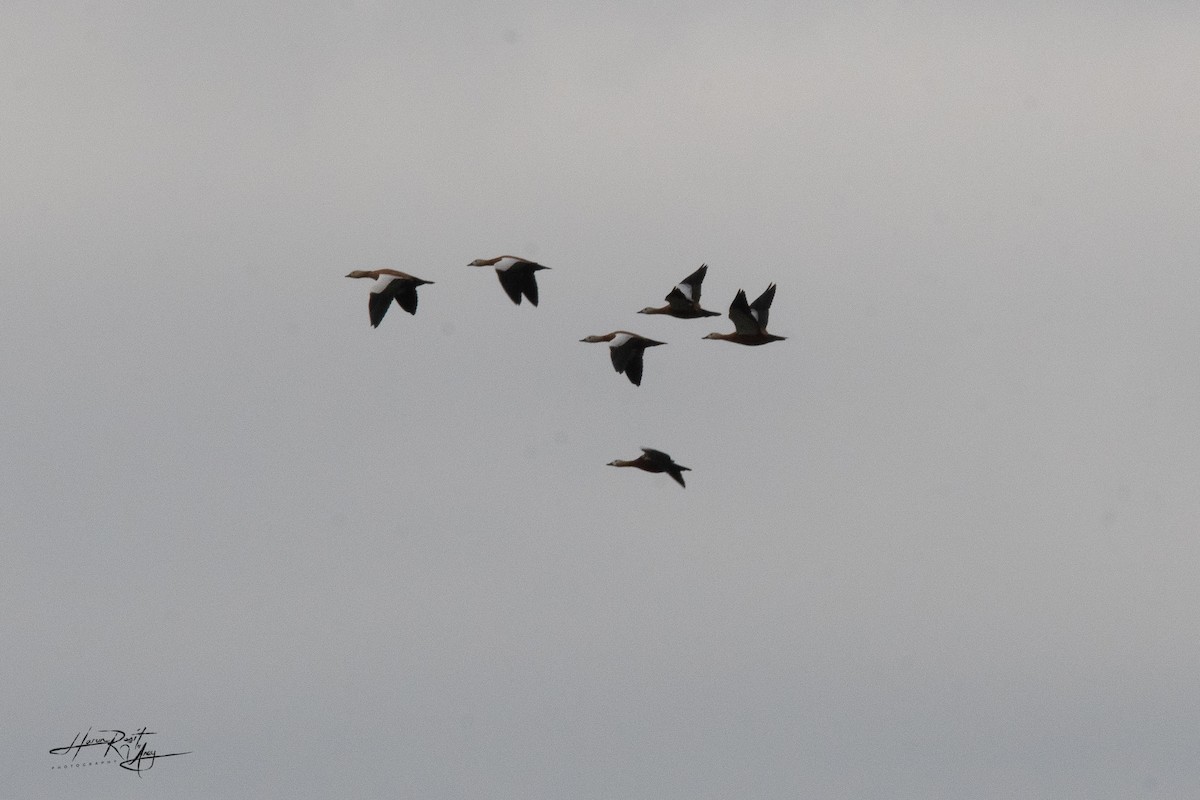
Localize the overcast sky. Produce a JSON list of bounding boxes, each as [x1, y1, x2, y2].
[[4, 2, 1200, 798]]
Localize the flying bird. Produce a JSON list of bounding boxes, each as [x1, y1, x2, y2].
[[345, 270, 434, 327], [579, 331, 666, 386], [703, 283, 786, 345], [468, 255, 550, 306], [638, 263, 721, 318], [607, 448, 691, 488]]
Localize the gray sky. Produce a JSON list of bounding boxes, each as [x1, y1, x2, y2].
[[4, 2, 1200, 798]]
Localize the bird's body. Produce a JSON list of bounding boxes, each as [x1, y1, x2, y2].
[[607, 448, 690, 488], [639, 263, 720, 318], [704, 283, 786, 345], [345, 269, 434, 327], [469, 255, 550, 306], [579, 331, 666, 386]]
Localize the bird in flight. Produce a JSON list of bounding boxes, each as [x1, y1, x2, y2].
[[579, 331, 666, 386], [703, 284, 786, 345], [638, 263, 721, 318], [468, 255, 550, 306], [345, 269, 435, 327], [607, 448, 691, 488]]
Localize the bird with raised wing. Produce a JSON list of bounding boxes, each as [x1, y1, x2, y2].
[[345, 269, 435, 327], [703, 283, 786, 345], [579, 331, 666, 386], [638, 263, 721, 318], [468, 255, 550, 306]]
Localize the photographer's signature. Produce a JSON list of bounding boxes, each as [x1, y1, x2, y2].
[[49, 727, 191, 775]]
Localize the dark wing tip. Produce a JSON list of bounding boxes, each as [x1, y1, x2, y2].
[[368, 292, 390, 327], [754, 283, 778, 308], [625, 353, 644, 386], [395, 287, 419, 314], [523, 272, 540, 306], [609, 341, 634, 374], [496, 269, 524, 304], [682, 263, 709, 285]]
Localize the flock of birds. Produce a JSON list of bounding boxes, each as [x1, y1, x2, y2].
[[346, 256, 785, 488]]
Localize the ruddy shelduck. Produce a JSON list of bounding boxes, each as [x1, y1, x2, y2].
[[468, 255, 550, 306], [579, 331, 666, 386], [607, 448, 691, 488], [638, 263, 720, 318], [703, 284, 786, 345], [345, 269, 434, 327]]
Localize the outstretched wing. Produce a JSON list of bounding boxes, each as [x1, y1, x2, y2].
[[394, 284, 419, 314], [624, 350, 644, 386], [606, 333, 636, 373], [519, 267, 540, 306], [678, 263, 708, 302], [368, 292, 391, 327], [496, 269, 525, 304], [749, 283, 776, 331], [666, 466, 687, 488], [727, 290, 759, 334], [664, 263, 708, 310]]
